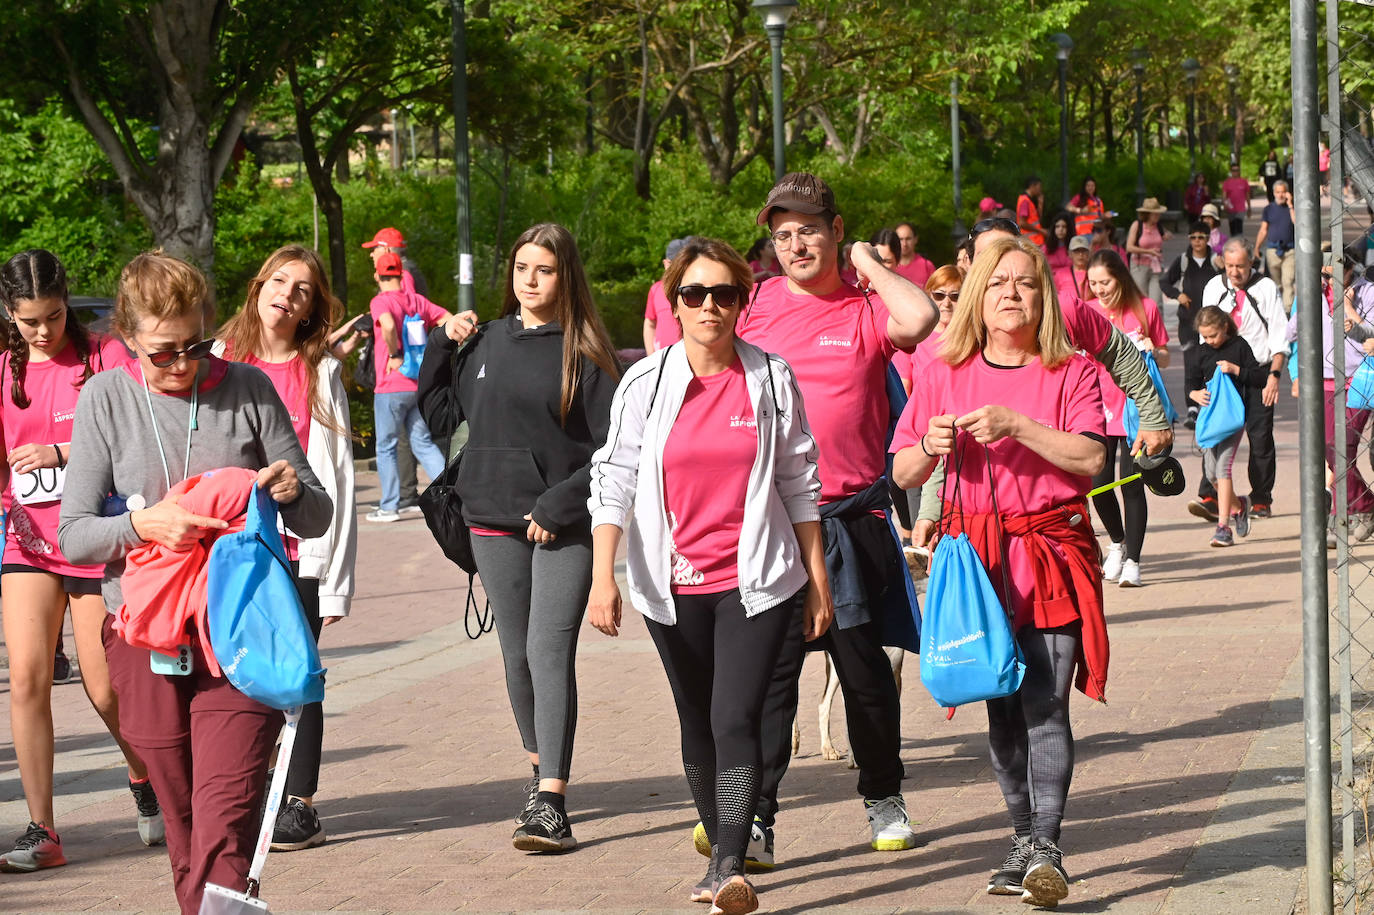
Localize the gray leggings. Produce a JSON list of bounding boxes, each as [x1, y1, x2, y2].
[[985, 624, 1081, 844], [470, 532, 592, 782]]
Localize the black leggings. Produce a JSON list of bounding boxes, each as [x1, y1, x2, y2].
[[1091, 435, 1148, 562], [985, 624, 1080, 844], [285, 571, 324, 799], [645, 588, 799, 863]]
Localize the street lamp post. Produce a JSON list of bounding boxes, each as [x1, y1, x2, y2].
[[951, 78, 965, 239], [1183, 57, 1201, 177], [1052, 33, 1074, 207], [450, 0, 473, 311], [1132, 46, 1149, 206], [753, 0, 799, 181], [1225, 64, 1240, 167]]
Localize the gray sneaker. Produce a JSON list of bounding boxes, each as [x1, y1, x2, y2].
[[365, 508, 400, 523], [1355, 512, 1374, 542], [987, 834, 1032, 895]]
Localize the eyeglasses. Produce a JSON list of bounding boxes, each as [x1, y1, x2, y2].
[[770, 225, 827, 247], [930, 291, 960, 303], [134, 338, 215, 368], [677, 284, 747, 310], [1189, 234, 1209, 240]]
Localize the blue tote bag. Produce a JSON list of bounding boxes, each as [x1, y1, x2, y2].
[[207, 483, 325, 710], [919, 433, 1026, 708], [1195, 369, 1246, 449], [1122, 351, 1178, 444], [1349, 359, 1374, 411]]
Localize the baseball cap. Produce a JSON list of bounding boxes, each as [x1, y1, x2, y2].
[[362, 227, 406, 249], [978, 196, 1004, 212], [376, 252, 405, 277], [665, 237, 689, 260], [756, 172, 838, 226], [1068, 235, 1091, 252]]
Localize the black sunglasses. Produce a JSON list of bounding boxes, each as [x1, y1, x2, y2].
[[930, 291, 960, 303], [969, 217, 1022, 241], [677, 284, 747, 310], [136, 338, 216, 368]]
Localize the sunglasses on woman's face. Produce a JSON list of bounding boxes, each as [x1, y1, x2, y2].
[[677, 284, 747, 309], [136, 338, 216, 368], [930, 291, 960, 303]]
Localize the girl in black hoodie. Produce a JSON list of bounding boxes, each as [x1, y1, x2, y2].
[[419, 223, 619, 852], [1187, 305, 1269, 547]]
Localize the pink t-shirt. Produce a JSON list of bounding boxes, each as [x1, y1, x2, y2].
[[1, 336, 128, 576], [1046, 246, 1070, 273], [893, 329, 945, 386], [1059, 293, 1112, 356], [891, 352, 1105, 516], [1084, 297, 1168, 436], [738, 276, 900, 503], [242, 353, 311, 561], [662, 360, 756, 593], [369, 290, 448, 394], [644, 280, 681, 350], [895, 256, 935, 287], [1222, 176, 1251, 214]]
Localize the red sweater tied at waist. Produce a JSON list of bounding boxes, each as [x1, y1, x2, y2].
[[115, 467, 258, 677], [942, 500, 1109, 702]]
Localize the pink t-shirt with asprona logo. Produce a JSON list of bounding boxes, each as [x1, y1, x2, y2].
[[891, 352, 1105, 516], [644, 280, 682, 350], [661, 359, 756, 594], [2, 336, 130, 577], [738, 276, 900, 503]]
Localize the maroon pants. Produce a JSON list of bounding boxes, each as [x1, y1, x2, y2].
[[102, 616, 281, 915], [1325, 379, 1374, 515]]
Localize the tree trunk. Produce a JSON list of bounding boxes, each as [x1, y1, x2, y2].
[[1102, 82, 1116, 163], [288, 64, 349, 305]]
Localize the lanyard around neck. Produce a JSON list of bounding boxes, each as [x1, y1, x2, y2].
[[139, 364, 198, 491]]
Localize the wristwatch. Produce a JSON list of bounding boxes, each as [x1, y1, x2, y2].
[[390, 350, 403, 359], [1270, 369, 1282, 378]]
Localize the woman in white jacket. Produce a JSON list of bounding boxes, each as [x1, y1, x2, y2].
[[587, 238, 831, 915], [216, 245, 357, 852]]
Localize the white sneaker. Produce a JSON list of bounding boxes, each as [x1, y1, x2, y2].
[[1101, 543, 1124, 581], [1118, 559, 1142, 588], [398, 504, 423, 516], [865, 795, 918, 851], [365, 508, 400, 523]]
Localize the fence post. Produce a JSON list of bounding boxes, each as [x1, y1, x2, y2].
[[1294, 0, 1334, 912]]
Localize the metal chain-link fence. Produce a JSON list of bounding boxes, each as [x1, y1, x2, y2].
[[1324, 7, 1374, 911]]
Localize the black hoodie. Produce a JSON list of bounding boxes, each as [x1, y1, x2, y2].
[[418, 314, 618, 535]]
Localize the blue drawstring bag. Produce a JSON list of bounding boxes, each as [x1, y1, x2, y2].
[[1122, 351, 1179, 444], [919, 433, 1025, 708], [399, 312, 427, 380], [207, 483, 325, 710], [1195, 369, 1247, 449], [1349, 359, 1374, 410]]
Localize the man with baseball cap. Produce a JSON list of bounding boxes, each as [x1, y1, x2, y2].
[[367, 251, 453, 522], [725, 171, 938, 863], [362, 227, 430, 511], [642, 237, 689, 353]]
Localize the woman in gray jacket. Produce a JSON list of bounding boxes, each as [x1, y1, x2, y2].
[[586, 238, 831, 915]]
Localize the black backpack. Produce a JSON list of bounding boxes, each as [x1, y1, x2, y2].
[[353, 333, 376, 391]]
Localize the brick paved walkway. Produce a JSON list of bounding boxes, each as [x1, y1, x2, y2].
[[0, 212, 1312, 912]]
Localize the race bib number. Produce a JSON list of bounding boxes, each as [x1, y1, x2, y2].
[[14, 466, 66, 506], [404, 318, 428, 346]]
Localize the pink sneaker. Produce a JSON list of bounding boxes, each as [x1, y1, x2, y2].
[[0, 821, 67, 872]]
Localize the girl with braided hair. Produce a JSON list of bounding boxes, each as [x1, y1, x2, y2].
[[0, 249, 161, 873]]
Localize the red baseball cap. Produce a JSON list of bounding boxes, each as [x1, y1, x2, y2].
[[375, 252, 405, 277], [362, 227, 405, 249]]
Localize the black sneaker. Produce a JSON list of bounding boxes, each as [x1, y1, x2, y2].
[[1250, 502, 1272, 519], [1020, 839, 1069, 907], [52, 650, 75, 685], [270, 798, 326, 851], [511, 801, 576, 852], [711, 856, 759, 915], [987, 834, 1032, 895], [514, 776, 540, 827], [129, 780, 165, 846], [1184, 406, 1198, 430], [1232, 496, 1251, 538], [691, 845, 719, 903], [1187, 496, 1219, 522]]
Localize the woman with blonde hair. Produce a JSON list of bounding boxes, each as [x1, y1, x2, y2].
[[418, 223, 620, 852], [58, 252, 332, 913], [891, 235, 1108, 908], [217, 244, 357, 851]]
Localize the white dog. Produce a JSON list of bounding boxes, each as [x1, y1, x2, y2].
[[793, 646, 906, 767]]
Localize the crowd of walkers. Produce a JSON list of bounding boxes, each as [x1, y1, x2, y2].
[[0, 153, 1337, 914]]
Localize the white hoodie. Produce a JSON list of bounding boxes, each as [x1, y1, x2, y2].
[[588, 339, 820, 624]]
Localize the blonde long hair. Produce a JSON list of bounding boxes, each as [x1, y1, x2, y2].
[[939, 235, 1075, 369], [218, 245, 348, 436]]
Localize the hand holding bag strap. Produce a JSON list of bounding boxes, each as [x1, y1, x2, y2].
[[980, 440, 1015, 624]]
